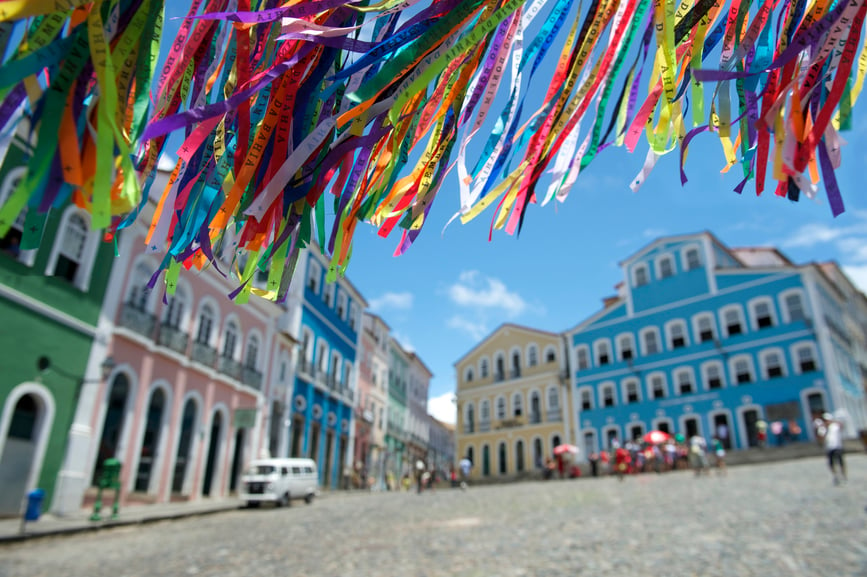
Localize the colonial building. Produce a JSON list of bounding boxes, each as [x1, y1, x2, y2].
[[356, 313, 390, 488], [567, 233, 867, 457], [455, 324, 571, 479], [0, 119, 118, 516], [285, 246, 366, 489], [428, 416, 456, 479], [406, 353, 433, 470], [384, 337, 410, 483]]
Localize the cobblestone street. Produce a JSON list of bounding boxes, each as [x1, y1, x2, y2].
[[2, 456, 865, 577]]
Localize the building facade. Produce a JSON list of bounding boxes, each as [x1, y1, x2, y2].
[[285, 247, 366, 489], [355, 313, 390, 488], [0, 125, 117, 516], [455, 324, 571, 480], [567, 233, 867, 457], [406, 353, 432, 469], [427, 416, 455, 479], [384, 337, 410, 484]]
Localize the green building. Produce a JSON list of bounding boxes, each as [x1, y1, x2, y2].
[[0, 120, 116, 516], [384, 337, 410, 484]]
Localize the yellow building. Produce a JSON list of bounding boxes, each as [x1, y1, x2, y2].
[[454, 324, 572, 480]]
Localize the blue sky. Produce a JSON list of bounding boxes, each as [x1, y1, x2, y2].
[[156, 3, 867, 424]]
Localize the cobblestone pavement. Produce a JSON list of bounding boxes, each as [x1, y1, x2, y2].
[[2, 456, 865, 577]]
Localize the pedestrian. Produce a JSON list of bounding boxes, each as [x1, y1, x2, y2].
[[688, 434, 710, 476], [588, 452, 599, 477], [459, 456, 472, 490], [415, 459, 425, 494], [614, 446, 631, 481], [771, 420, 785, 446], [756, 420, 768, 448], [716, 422, 729, 449], [818, 413, 847, 485], [712, 436, 726, 476]]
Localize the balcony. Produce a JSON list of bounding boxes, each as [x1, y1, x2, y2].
[[463, 423, 475, 434], [529, 412, 542, 424], [496, 416, 526, 429], [546, 409, 562, 422], [493, 372, 505, 383], [157, 324, 189, 356], [119, 303, 155, 339], [510, 369, 521, 379], [479, 420, 491, 432], [191, 341, 217, 367], [217, 356, 243, 380], [298, 358, 316, 379], [241, 365, 263, 390]]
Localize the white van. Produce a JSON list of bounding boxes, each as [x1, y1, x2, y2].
[[239, 458, 319, 507]]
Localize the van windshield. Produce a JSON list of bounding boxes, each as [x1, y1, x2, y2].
[[245, 465, 276, 475]]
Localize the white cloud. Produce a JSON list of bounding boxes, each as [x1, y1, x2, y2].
[[842, 265, 867, 294], [782, 223, 848, 248], [446, 315, 489, 340], [642, 228, 667, 239], [447, 270, 527, 317], [427, 392, 456, 425], [368, 291, 414, 312]]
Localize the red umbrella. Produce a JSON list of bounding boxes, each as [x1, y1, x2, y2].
[[643, 431, 672, 444], [553, 444, 579, 456]]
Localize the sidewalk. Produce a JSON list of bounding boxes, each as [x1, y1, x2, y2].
[[0, 497, 241, 545]]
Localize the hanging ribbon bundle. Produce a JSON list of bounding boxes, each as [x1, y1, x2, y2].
[[0, 0, 864, 301]]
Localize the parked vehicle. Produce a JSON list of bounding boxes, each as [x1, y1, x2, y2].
[[239, 458, 319, 507]]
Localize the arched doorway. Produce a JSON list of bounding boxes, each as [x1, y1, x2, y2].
[[533, 438, 543, 468], [515, 440, 525, 472], [482, 445, 490, 476], [466, 446, 474, 468], [530, 392, 541, 423], [93, 374, 130, 485], [229, 428, 245, 493], [172, 399, 197, 494], [551, 435, 561, 451], [0, 394, 42, 516], [202, 412, 224, 497], [498, 442, 507, 474], [135, 389, 166, 493]]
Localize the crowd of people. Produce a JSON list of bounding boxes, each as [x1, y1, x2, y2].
[[585, 434, 728, 480]]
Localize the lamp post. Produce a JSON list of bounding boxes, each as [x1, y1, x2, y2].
[[37, 354, 116, 516]]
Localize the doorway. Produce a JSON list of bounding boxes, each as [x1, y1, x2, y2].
[[229, 428, 245, 493], [742, 409, 760, 447], [683, 416, 699, 439], [202, 412, 223, 496], [93, 374, 130, 485], [533, 438, 543, 468], [498, 442, 507, 474], [309, 422, 320, 462], [0, 394, 43, 516], [324, 431, 334, 487], [712, 413, 732, 449], [656, 421, 670, 434], [291, 415, 304, 457], [515, 440, 525, 472], [629, 424, 644, 442], [482, 445, 490, 476], [338, 435, 348, 488], [583, 431, 596, 457], [171, 399, 197, 494], [135, 389, 166, 493]]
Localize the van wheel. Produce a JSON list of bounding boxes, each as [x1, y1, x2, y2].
[[246, 501, 260, 509], [304, 493, 314, 505], [277, 492, 290, 508]]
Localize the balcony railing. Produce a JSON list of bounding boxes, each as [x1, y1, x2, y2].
[[217, 356, 243, 380], [157, 324, 189, 355], [241, 365, 263, 390], [510, 369, 521, 379], [463, 423, 474, 434], [479, 420, 491, 432], [119, 303, 155, 339], [493, 372, 505, 383], [546, 409, 562, 421], [191, 341, 217, 367], [529, 412, 542, 424], [298, 358, 316, 379], [496, 416, 526, 429]]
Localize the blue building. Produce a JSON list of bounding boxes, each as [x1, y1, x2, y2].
[[566, 233, 867, 456], [284, 246, 367, 489]]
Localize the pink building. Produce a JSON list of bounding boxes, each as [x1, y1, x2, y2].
[[354, 314, 389, 487]]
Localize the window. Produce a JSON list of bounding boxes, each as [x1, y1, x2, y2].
[[545, 347, 556, 363], [723, 307, 743, 336], [337, 292, 347, 319], [343, 363, 352, 386], [480, 359, 489, 378], [650, 375, 666, 399], [128, 263, 152, 311], [496, 397, 506, 419], [547, 387, 559, 409], [196, 304, 214, 344], [676, 370, 693, 394], [465, 367, 474, 382], [669, 322, 687, 349], [659, 256, 674, 278], [704, 363, 723, 389], [528, 346, 538, 367], [642, 328, 660, 355], [751, 299, 774, 329], [732, 357, 753, 384], [580, 389, 593, 410], [223, 322, 238, 358], [51, 213, 90, 286], [624, 379, 640, 403], [696, 315, 715, 343], [601, 384, 615, 407], [245, 336, 259, 368], [762, 350, 785, 379], [634, 264, 649, 287], [796, 345, 817, 372], [596, 340, 611, 365], [323, 282, 335, 307], [348, 302, 358, 331], [685, 248, 701, 270], [576, 346, 590, 370], [618, 335, 634, 360], [784, 292, 806, 322], [307, 260, 321, 293], [0, 167, 27, 260], [512, 393, 523, 417]]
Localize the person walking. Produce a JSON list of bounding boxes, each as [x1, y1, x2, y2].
[[459, 456, 472, 490], [818, 413, 847, 485], [688, 434, 710, 477]]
